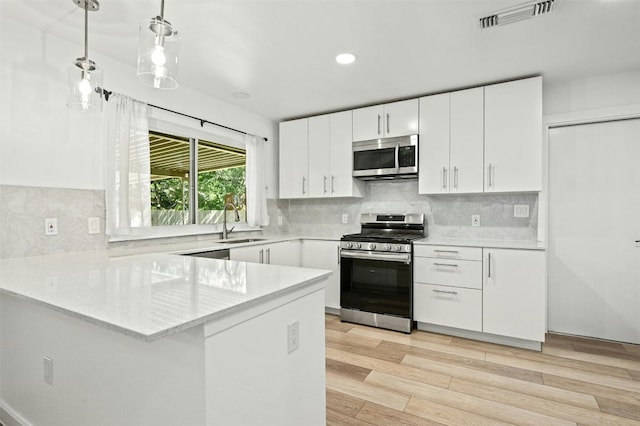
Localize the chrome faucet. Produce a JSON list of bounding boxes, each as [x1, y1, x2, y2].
[[221, 202, 240, 240]]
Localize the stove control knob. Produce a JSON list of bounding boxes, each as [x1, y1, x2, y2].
[[384, 244, 392, 251], [393, 245, 402, 252], [369, 243, 376, 250], [345, 242, 352, 249], [354, 242, 361, 249]]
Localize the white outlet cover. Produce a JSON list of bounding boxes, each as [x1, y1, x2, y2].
[[514, 205, 530, 218], [341, 213, 348, 224], [471, 215, 480, 227], [88, 217, 100, 234], [44, 218, 58, 236]]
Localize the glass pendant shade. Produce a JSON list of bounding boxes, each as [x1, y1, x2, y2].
[[137, 17, 180, 89], [67, 58, 103, 112]]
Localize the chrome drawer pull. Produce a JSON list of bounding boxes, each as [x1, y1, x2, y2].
[[434, 249, 459, 254], [433, 289, 458, 295], [433, 263, 459, 268]]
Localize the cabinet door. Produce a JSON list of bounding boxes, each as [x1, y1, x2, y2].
[[279, 119, 309, 199], [484, 77, 542, 192], [352, 105, 384, 141], [418, 93, 450, 194], [302, 240, 341, 310], [266, 240, 301, 267], [450, 87, 484, 193], [383, 99, 419, 138], [329, 111, 363, 198], [483, 249, 546, 341], [230, 245, 261, 263], [308, 115, 331, 198], [414, 283, 482, 331]]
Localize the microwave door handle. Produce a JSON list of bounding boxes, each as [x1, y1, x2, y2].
[[395, 143, 400, 171]]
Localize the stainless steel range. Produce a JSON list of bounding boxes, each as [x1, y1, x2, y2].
[[340, 213, 426, 333]]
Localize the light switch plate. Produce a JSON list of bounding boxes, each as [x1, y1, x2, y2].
[[88, 217, 100, 234], [514, 205, 530, 218]]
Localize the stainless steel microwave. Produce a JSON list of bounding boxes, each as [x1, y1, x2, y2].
[[352, 134, 418, 180]]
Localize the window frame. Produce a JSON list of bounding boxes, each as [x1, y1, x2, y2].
[[107, 109, 260, 242]]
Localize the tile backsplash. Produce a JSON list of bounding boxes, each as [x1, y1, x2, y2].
[[265, 180, 539, 241], [0, 185, 107, 259], [1, 181, 538, 258]]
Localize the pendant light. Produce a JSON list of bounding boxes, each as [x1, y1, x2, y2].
[[137, 0, 180, 89], [66, 0, 103, 112]]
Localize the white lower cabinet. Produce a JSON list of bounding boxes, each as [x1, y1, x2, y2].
[[483, 248, 546, 342], [301, 239, 341, 310], [414, 245, 483, 331], [414, 284, 482, 331], [414, 244, 546, 345], [230, 240, 301, 267]]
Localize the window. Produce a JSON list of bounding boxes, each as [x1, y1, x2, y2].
[[148, 131, 246, 226]]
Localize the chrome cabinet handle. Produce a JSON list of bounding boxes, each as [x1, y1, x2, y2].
[[434, 263, 459, 268], [323, 176, 327, 194], [386, 113, 390, 134], [453, 167, 459, 189], [331, 175, 335, 194], [442, 167, 448, 190], [302, 177, 306, 194], [266, 248, 271, 264], [487, 252, 492, 278], [433, 289, 459, 295], [259, 249, 264, 264], [337, 246, 340, 264], [434, 249, 459, 255], [377, 114, 381, 135], [487, 164, 493, 188]]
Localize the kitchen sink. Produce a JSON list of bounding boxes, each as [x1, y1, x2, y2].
[[220, 238, 266, 244]]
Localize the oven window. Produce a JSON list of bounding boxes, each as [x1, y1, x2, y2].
[[353, 148, 396, 171], [340, 257, 411, 318]]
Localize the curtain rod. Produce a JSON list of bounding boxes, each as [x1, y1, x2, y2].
[[102, 89, 268, 142]]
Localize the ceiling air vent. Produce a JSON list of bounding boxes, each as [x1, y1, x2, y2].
[[479, 0, 555, 29]]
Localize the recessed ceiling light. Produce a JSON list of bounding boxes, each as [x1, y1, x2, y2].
[[232, 92, 250, 99], [336, 53, 357, 65]]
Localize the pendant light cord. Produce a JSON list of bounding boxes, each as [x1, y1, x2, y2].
[[83, 2, 89, 59], [159, 0, 165, 19]]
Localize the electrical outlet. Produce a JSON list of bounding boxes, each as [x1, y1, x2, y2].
[[44, 356, 53, 385], [88, 217, 100, 234], [341, 213, 348, 224], [287, 321, 299, 354], [44, 218, 58, 236], [514, 204, 530, 218], [471, 215, 480, 227]]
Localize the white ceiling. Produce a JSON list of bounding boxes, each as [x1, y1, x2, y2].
[[3, 0, 640, 121]]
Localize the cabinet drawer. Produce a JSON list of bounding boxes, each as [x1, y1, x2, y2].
[[414, 283, 482, 331], [414, 258, 482, 289], [414, 245, 482, 261]]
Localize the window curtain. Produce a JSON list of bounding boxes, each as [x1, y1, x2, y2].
[[245, 134, 269, 227], [105, 93, 152, 236]]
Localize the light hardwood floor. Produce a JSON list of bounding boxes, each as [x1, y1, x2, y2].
[[325, 314, 640, 425]]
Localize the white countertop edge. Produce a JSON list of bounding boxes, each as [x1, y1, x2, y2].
[[0, 271, 331, 343], [415, 238, 546, 251]]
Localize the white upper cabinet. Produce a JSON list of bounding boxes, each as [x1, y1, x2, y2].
[[329, 111, 363, 197], [352, 99, 419, 141], [280, 112, 362, 199], [308, 115, 331, 197], [279, 118, 309, 198], [419, 88, 483, 194], [418, 93, 450, 194], [450, 88, 484, 193], [484, 76, 542, 192]]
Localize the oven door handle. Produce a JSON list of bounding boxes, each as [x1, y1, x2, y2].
[[340, 250, 411, 264]]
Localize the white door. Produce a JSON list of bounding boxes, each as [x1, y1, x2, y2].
[[450, 87, 484, 193], [308, 115, 330, 198], [352, 105, 384, 141], [418, 93, 450, 194], [279, 119, 308, 198], [329, 111, 361, 197], [382, 99, 419, 138], [302, 240, 340, 310], [548, 119, 640, 344]]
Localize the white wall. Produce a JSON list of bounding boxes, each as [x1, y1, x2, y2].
[[543, 70, 640, 116], [0, 15, 276, 191]]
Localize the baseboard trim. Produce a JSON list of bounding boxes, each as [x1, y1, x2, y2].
[[416, 322, 542, 351]]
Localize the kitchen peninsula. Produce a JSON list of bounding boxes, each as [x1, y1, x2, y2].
[[0, 251, 330, 426]]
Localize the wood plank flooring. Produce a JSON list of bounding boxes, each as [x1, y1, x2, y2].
[[325, 314, 640, 425]]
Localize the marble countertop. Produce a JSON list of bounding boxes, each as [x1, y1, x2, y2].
[[0, 251, 331, 342], [415, 237, 546, 250]]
